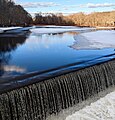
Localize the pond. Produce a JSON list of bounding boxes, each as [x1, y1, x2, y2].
[[0, 27, 115, 78]]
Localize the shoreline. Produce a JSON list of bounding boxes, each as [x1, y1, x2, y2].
[[0, 25, 115, 29], [96, 26, 115, 30]]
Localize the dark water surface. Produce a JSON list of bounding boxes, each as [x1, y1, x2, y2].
[[0, 29, 115, 78]]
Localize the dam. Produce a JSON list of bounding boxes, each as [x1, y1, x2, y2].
[[0, 26, 115, 120]]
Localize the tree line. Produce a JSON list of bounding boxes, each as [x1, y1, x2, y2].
[[33, 11, 115, 27], [66, 11, 115, 27], [34, 13, 74, 26], [0, 0, 32, 26]]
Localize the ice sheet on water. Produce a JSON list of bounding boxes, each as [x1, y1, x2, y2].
[[30, 27, 95, 34], [72, 30, 115, 49], [0, 27, 22, 33], [66, 91, 115, 120]]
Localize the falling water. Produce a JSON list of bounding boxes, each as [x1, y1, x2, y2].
[[0, 59, 115, 120]]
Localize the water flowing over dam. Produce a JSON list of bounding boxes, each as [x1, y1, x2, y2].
[[0, 59, 115, 120]]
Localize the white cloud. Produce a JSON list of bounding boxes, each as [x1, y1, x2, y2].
[[81, 3, 115, 8], [63, 7, 69, 10], [65, 3, 115, 9], [20, 2, 60, 8]]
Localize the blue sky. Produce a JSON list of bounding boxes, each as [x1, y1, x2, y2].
[[15, 0, 115, 15]]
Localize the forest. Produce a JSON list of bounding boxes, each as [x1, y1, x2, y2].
[[0, 0, 32, 26], [34, 13, 74, 26], [33, 11, 115, 27], [66, 11, 115, 27]]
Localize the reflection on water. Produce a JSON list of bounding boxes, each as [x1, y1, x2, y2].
[[0, 37, 26, 52], [0, 31, 115, 78], [0, 35, 28, 77]]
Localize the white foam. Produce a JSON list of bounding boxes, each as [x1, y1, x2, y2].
[[72, 30, 115, 49], [30, 27, 95, 34], [66, 91, 115, 120]]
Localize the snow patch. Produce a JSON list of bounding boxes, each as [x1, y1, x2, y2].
[[0, 27, 22, 33], [72, 30, 115, 49], [66, 91, 115, 120], [0, 27, 22, 31]]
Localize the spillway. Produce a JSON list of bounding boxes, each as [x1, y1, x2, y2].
[[0, 59, 115, 120]]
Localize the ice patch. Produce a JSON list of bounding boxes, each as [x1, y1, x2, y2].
[[66, 91, 115, 120], [30, 27, 95, 34], [0, 27, 22, 33], [0, 29, 3, 33], [72, 30, 115, 49], [0, 27, 22, 31]]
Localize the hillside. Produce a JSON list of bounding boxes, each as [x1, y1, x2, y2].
[[0, 0, 32, 26]]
